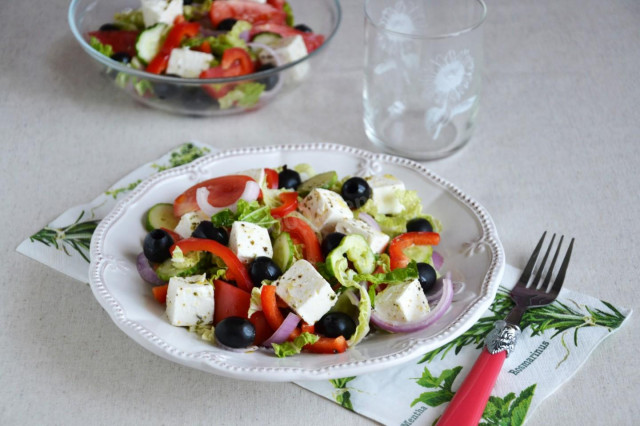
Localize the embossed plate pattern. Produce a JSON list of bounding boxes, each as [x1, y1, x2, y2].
[[89, 143, 505, 381]]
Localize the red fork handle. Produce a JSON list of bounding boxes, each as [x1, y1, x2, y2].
[[436, 348, 507, 426]]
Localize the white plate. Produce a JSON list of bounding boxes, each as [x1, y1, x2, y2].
[[89, 143, 505, 381]]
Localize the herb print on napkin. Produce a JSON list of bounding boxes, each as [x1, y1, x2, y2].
[[297, 266, 631, 426]]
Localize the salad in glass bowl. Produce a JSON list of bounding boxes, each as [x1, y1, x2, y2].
[[136, 164, 455, 357], [68, 0, 341, 115]]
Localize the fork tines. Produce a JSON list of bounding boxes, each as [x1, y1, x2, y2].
[[519, 232, 574, 295]]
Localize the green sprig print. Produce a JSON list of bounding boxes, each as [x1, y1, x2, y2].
[[330, 377, 356, 411], [29, 211, 99, 262], [410, 366, 462, 408], [419, 287, 627, 363], [480, 384, 536, 426]]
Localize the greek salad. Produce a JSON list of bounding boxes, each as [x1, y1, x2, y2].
[[87, 0, 325, 109], [137, 165, 454, 357]]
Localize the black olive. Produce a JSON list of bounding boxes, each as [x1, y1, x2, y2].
[[294, 24, 313, 33], [183, 0, 194, 4], [153, 82, 180, 100], [143, 229, 174, 263], [192, 221, 229, 245], [278, 166, 301, 189], [406, 218, 433, 233], [99, 23, 120, 31], [110, 52, 132, 64], [341, 177, 372, 209], [316, 312, 356, 339], [256, 64, 280, 91], [321, 232, 345, 257], [249, 256, 282, 286], [217, 18, 238, 31], [215, 317, 256, 348], [417, 263, 437, 293], [181, 87, 219, 111]]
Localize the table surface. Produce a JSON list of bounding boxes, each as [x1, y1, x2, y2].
[[2, 0, 639, 424]]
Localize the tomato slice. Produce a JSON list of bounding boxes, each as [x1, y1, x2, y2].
[[173, 238, 254, 291], [270, 192, 298, 218], [261, 284, 284, 330], [267, 0, 286, 10], [264, 168, 279, 189], [88, 30, 139, 57], [209, 1, 286, 27], [388, 232, 440, 270], [146, 21, 201, 74], [304, 336, 347, 354], [213, 280, 251, 324], [173, 175, 256, 217], [280, 216, 323, 263], [250, 23, 325, 52]]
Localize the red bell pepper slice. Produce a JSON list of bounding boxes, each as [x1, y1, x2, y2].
[[249, 311, 274, 345], [261, 284, 284, 331], [221, 47, 255, 75], [160, 227, 182, 243], [280, 216, 323, 263], [264, 168, 279, 189], [152, 284, 169, 304], [172, 238, 254, 291], [270, 192, 298, 218], [146, 20, 201, 74], [388, 232, 440, 270], [304, 336, 348, 354]]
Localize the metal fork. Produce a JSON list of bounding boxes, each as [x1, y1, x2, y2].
[[437, 232, 574, 426]]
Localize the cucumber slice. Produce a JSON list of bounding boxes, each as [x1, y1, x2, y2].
[[252, 31, 283, 46], [145, 203, 178, 231], [272, 232, 295, 272], [297, 171, 338, 197], [155, 251, 210, 282], [136, 23, 167, 64]]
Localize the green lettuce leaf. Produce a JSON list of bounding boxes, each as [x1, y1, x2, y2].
[[113, 10, 145, 31], [248, 285, 264, 318], [210, 199, 277, 229], [355, 190, 442, 237], [89, 36, 113, 57], [188, 323, 215, 342], [272, 332, 319, 358], [206, 20, 252, 57], [218, 82, 265, 110], [283, 2, 295, 26]]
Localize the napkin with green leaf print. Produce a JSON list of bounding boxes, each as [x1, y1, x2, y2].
[[17, 142, 631, 426]]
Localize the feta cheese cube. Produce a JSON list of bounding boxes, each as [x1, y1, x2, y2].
[[229, 221, 273, 263], [335, 218, 390, 253], [173, 212, 203, 239], [364, 175, 406, 215], [375, 279, 430, 323], [258, 35, 309, 83], [236, 168, 266, 187], [141, 0, 183, 27], [274, 260, 337, 324], [299, 188, 353, 232], [166, 48, 214, 79], [165, 275, 214, 326]]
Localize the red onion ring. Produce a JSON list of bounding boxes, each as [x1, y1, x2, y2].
[[239, 30, 250, 42], [262, 312, 301, 346], [432, 250, 444, 270], [136, 252, 165, 285], [357, 212, 381, 232], [196, 180, 261, 216], [370, 273, 453, 333]]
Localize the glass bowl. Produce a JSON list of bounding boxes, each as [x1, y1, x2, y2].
[[68, 0, 341, 116]]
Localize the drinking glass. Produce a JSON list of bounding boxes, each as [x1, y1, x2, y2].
[[363, 0, 487, 160]]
